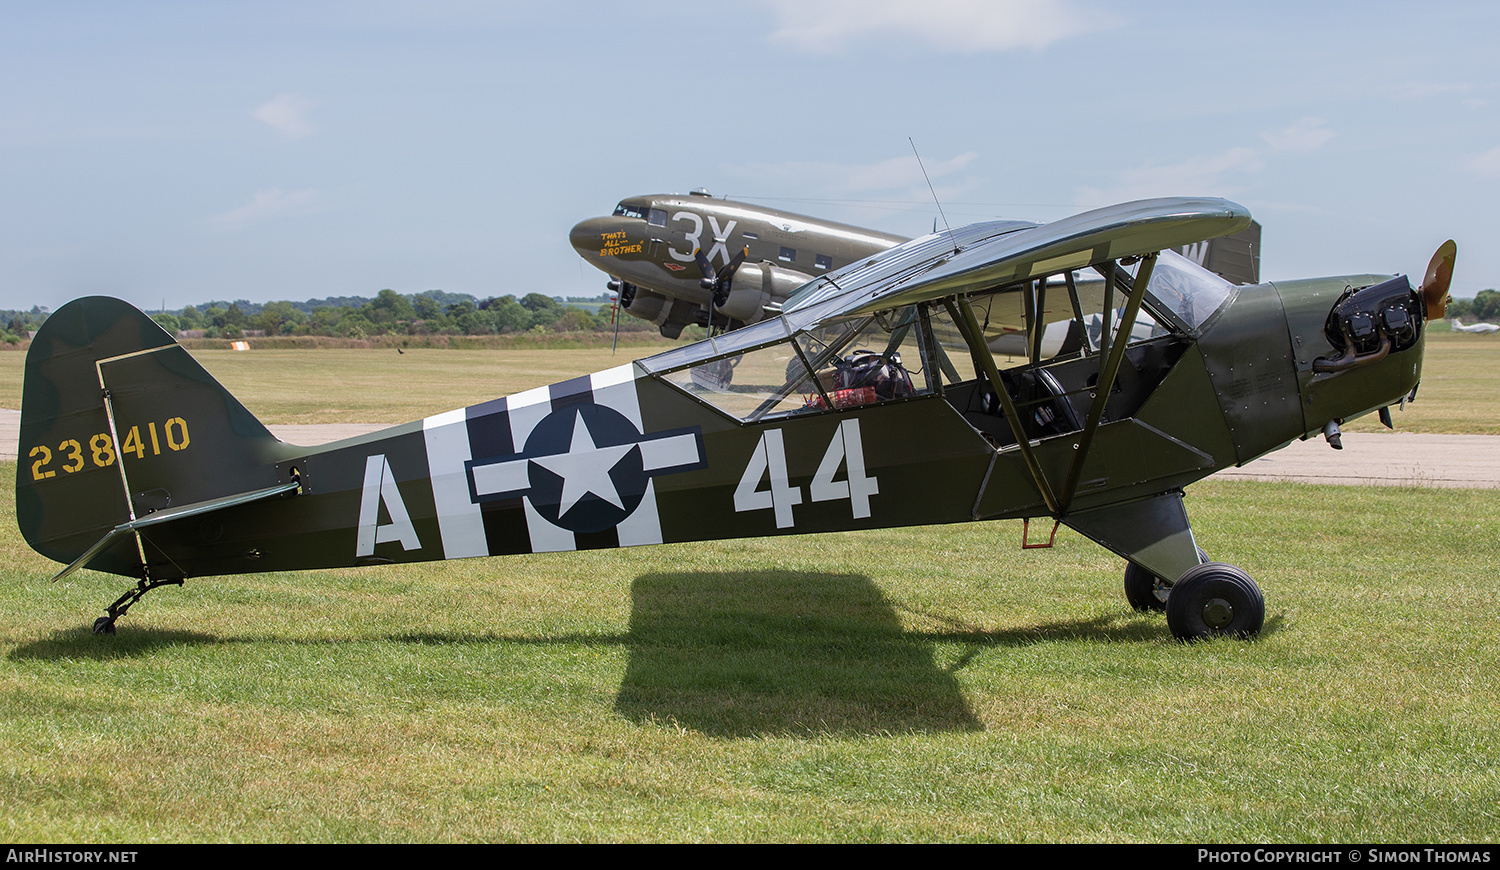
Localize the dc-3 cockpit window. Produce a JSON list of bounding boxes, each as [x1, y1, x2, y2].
[[612, 202, 649, 219], [652, 305, 933, 423]]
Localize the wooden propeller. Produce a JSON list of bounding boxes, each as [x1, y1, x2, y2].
[[1421, 239, 1457, 319]]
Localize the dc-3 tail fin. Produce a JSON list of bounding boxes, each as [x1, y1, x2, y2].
[[17, 296, 295, 577]]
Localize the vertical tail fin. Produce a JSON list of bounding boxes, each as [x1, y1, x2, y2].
[[1174, 220, 1261, 285], [17, 297, 293, 575]]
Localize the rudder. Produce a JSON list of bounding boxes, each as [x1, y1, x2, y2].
[[17, 297, 294, 576]]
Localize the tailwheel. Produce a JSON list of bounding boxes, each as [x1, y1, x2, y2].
[[1124, 547, 1209, 613], [92, 572, 184, 636], [1164, 562, 1264, 641]]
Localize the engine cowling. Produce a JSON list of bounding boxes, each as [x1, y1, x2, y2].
[[715, 262, 813, 323], [617, 285, 700, 339], [1311, 276, 1424, 373]]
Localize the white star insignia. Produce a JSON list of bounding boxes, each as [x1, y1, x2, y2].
[[528, 411, 634, 517]]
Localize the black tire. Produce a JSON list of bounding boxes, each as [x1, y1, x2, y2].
[[92, 617, 116, 635], [1124, 563, 1171, 612], [1165, 562, 1265, 641], [1124, 547, 1209, 613]]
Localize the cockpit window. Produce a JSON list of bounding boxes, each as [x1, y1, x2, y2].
[[648, 208, 668, 227], [1137, 250, 1234, 330], [655, 306, 931, 422], [612, 202, 650, 220]]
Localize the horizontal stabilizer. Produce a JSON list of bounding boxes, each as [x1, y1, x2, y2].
[[50, 480, 301, 583]]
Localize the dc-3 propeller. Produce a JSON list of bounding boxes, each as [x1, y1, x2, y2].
[[694, 245, 750, 309]]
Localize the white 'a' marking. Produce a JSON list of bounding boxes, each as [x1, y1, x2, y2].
[[356, 454, 421, 557]]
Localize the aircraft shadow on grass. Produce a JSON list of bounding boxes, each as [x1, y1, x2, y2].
[[8, 626, 218, 662], [612, 570, 1283, 737], [613, 570, 983, 736], [9, 568, 1278, 737]]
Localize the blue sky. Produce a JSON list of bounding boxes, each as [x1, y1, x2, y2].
[[4, 0, 1498, 313]]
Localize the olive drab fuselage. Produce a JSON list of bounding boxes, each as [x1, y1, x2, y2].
[[17, 197, 1449, 639]]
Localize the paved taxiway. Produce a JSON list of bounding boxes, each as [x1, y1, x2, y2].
[[2, 408, 1495, 489]]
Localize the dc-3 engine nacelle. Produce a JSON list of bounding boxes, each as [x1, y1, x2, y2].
[[609, 280, 700, 340], [710, 261, 812, 324]]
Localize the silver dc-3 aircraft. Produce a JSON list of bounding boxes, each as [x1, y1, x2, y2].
[[570, 189, 1264, 340], [570, 189, 907, 338], [1450, 318, 1498, 334], [18, 197, 1455, 641]]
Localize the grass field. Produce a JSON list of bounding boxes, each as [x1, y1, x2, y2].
[[2, 474, 1497, 841], [1, 326, 1497, 841]]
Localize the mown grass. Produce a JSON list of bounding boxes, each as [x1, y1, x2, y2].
[[2, 323, 1496, 841], [1343, 330, 1500, 434], [0, 347, 633, 425], [2, 471, 1497, 842]]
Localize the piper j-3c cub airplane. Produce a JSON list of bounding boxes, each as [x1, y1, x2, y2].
[[19, 197, 1455, 641]]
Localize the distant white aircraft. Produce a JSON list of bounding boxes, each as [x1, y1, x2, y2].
[[1451, 318, 1500, 334]]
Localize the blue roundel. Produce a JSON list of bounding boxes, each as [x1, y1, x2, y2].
[[523, 404, 647, 533]]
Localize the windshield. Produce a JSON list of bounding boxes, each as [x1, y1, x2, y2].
[[1138, 250, 1235, 330]]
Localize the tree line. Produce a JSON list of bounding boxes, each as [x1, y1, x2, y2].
[[1, 290, 650, 343], [5, 287, 1499, 345], [1449, 290, 1500, 324]]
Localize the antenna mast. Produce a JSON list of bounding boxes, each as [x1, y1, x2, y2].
[[910, 138, 960, 255]]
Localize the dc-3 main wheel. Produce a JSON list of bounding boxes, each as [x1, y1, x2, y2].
[[1164, 562, 1265, 641], [1124, 547, 1209, 613]]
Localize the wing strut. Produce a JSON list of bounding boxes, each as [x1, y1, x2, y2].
[[1058, 253, 1157, 513], [1063, 271, 1089, 357], [948, 296, 1061, 515], [1028, 277, 1048, 365]]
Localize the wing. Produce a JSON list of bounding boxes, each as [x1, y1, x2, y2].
[[785, 197, 1252, 319]]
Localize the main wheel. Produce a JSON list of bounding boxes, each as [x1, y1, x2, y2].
[[92, 616, 116, 635], [1124, 547, 1209, 613], [1164, 562, 1264, 641]]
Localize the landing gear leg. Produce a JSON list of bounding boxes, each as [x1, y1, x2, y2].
[[1123, 562, 1172, 613], [93, 571, 184, 634], [1124, 546, 1209, 613], [1064, 491, 1266, 640]]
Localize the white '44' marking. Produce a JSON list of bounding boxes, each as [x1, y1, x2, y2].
[[734, 419, 877, 529]]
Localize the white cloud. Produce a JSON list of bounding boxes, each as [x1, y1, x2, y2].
[[1467, 147, 1500, 180], [1262, 117, 1334, 153], [736, 151, 978, 193], [1075, 119, 1338, 209], [760, 0, 1116, 54], [250, 94, 318, 139], [1074, 147, 1265, 209], [204, 188, 326, 232]]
